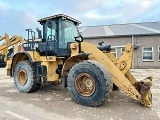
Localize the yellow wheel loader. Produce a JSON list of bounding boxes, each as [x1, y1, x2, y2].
[[1, 14, 152, 107]]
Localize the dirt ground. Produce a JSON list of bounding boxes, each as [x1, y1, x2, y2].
[[0, 68, 159, 120]]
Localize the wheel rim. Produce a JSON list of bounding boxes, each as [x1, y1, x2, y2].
[[17, 69, 28, 86], [75, 73, 96, 96]]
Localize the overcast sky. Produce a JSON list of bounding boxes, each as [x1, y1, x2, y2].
[[0, 0, 160, 38]]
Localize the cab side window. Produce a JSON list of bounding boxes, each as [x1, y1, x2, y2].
[[46, 20, 56, 41]]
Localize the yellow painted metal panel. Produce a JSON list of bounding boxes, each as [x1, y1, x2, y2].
[[41, 61, 59, 82]]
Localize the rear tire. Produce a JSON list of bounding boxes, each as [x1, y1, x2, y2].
[[14, 60, 41, 93], [67, 60, 112, 106]]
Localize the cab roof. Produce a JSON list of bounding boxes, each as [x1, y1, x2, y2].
[[38, 14, 81, 25]]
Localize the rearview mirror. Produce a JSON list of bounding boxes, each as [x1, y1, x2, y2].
[[75, 36, 83, 42]]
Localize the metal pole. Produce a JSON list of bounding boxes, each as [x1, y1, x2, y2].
[[131, 35, 134, 69]]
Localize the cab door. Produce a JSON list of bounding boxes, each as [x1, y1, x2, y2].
[[57, 19, 80, 57], [38, 20, 58, 56]]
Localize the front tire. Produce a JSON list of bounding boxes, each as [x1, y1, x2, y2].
[[67, 60, 112, 106], [14, 60, 41, 93]]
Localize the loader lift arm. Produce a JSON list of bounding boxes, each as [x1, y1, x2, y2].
[[0, 33, 24, 62]]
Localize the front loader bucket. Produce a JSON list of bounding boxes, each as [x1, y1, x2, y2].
[[135, 76, 152, 107]]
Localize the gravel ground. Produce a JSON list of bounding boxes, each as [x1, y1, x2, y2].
[[0, 68, 159, 120]]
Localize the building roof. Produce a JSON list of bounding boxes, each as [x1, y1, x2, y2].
[[78, 22, 160, 38]]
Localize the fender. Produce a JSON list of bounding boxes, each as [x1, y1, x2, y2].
[[61, 53, 90, 77], [10, 52, 33, 76]]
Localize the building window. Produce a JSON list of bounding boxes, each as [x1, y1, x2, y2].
[[121, 48, 125, 54], [142, 47, 154, 61], [158, 47, 160, 61], [111, 48, 117, 58]]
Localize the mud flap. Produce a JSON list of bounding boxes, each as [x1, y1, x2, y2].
[[135, 76, 152, 107]]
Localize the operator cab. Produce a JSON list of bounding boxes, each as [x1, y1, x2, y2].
[[37, 14, 81, 57]]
